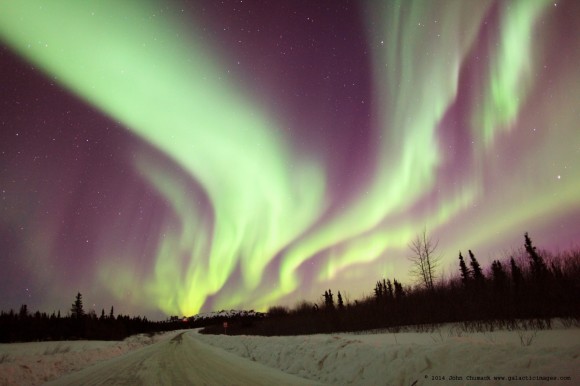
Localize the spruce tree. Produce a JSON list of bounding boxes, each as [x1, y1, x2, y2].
[[458, 252, 470, 285], [71, 292, 85, 319], [469, 250, 484, 281], [323, 290, 335, 310], [386, 279, 394, 300], [19, 304, 28, 319], [524, 232, 548, 282], [374, 281, 384, 301], [337, 291, 344, 310], [327, 289, 334, 309], [394, 279, 404, 299]]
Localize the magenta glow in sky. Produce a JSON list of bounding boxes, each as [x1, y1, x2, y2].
[[0, 0, 579, 318]]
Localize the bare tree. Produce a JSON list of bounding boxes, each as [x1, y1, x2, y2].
[[408, 229, 440, 291]]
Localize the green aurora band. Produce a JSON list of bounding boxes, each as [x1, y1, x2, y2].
[[2, 0, 577, 316]]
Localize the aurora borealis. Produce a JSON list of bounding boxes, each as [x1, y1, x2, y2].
[[1, 0, 579, 319]]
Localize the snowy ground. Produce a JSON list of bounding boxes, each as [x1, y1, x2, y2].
[[0, 323, 578, 385], [194, 322, 580, 386], [0, 331, 179, 385]]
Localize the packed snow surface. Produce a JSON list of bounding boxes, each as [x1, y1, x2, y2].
[[0, 323, 578, 385], [195, 323, 579, 386], [43, 331, 316, 385]]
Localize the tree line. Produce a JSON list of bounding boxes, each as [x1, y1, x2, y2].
[[0, 292, 187, 342], [3, 232, 578, 340], [201, 233, 580, 336]]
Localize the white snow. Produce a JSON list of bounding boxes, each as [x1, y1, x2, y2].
[[193, 322, 580, 385], [42, 331, 317, 385], [0, 323, 578, 385], [0, 330, 180, 386]]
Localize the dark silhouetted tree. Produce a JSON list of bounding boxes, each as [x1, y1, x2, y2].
[[393, 279, 404, 299], [458, 252, 470, 285], [524, 232, 548, 282], [19, 304, 28, 319], [71, 292, 85, 319], [337, 291, 344, 310], [408, 229, 440, 291], [323, 290, 335, 310], [110, 306, 114, 319], [386, 279, 394, 300], [374, 280, 385, 303], [469, 250, 484, 282]]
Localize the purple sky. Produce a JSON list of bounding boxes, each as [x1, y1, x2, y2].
[[1, 0, 579, 318]]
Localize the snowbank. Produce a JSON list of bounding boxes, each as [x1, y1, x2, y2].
[[0, 330, 180, 386], [1, 325, 578, 385], [193, 323, 580, 385]]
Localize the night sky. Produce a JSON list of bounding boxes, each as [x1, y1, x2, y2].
[[1, 0, 579, 319]]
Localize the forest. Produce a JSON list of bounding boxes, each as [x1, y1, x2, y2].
[[201, 233, 580, 336], [1, 233, 578, 342]]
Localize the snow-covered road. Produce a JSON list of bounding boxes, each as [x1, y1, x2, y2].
[[44, 331, 319, 385]]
